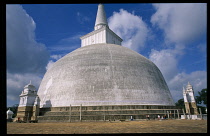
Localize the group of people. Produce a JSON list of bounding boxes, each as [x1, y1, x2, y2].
[[146, 114, 167, 120], [159, 115, 167, 120], [131, 114, 168, 121]]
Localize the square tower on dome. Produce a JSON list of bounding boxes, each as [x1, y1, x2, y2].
[[80, 4, 123, 47]]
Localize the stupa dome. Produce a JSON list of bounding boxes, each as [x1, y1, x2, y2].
[[38, 43, 174, 107]]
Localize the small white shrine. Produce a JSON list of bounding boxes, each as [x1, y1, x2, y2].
[[7, 108, 14, 119]]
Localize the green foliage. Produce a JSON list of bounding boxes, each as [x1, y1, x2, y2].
[[197, 105, 207, 114], [175, 98, 185, 110], [195, 88, 207, 106]]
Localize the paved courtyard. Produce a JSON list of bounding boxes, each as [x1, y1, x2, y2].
[[7, 119, 207, 134]]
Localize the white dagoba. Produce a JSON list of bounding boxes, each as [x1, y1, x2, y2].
[[37, 3, 175, 107]]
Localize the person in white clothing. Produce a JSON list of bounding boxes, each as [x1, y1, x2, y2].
[[158, 115, 160, 120]]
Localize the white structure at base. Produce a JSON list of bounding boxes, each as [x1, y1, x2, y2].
[[80, 4, 122, 47], [19, 81, 38, 107], [183, 82, 198, 115], [33, 96, 40, 106], [181, 115, 202, 120], [7, 108, 14, 119]]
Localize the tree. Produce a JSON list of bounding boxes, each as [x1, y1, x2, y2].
[[175, 98, 185, 110], [195, 88, 207, 107]]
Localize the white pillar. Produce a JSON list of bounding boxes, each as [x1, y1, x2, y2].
[[103, 106, 106, 121], [167, 111, 169, 119], [27, 112, 29, 122], [182, 109, 186, 119], [69, 104, 71, 122], [189, 111, 191, 120], [174, 110, 176, 119], [199, 108, 203, 120], [177, 109, 180, 119], [80, 104, 82, 121]]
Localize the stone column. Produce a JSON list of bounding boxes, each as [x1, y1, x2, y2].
[[69, 104, 71, 122], [80, 104, 82, 121], [199, 108, 203, 120], [103, 106, 106, 121], [182, 109, 186, 119], [177, 109, 179, 119], [174, 110, 176, 119], [31, 105, 39, 120], [167, 111, 169, 119]]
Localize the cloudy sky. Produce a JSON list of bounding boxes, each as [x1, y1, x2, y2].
[[6, 3, 207, 107]]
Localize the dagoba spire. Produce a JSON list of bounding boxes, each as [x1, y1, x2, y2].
[[80, 4, 122, 47], [94, 4, 109, 30]]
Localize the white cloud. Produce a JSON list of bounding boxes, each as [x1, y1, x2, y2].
[[6, 5, 50, 75], [46, 60, 55, 71], [151, 3, 207, 44], [149, 47, 207, 102], [149, 3, 207, 102], [168, 71, 207, 102], [149, 43, 184, 82], [50, 54, 62, 60], [149, 48, 178, 82], [48, 34, 81, 54], [108, 9, 149, 52], [49, 45, 79, 53], [76, 12, 90, 24], [60, 34, 83, 42], [6, 5, 50, 106]]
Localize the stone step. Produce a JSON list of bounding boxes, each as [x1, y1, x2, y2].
[[41, 109, 174, 116], [40, 105, 178, 112], [37, 105, 182, 122], [37, 114, 143, 121]]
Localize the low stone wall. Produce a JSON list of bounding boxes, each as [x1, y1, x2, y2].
[[181, 114, 207, 120], [38, 105, 182, 122], [41, 105, 176, 111]]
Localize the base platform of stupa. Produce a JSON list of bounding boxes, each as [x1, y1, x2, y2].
[[37, 105, 182, 122]]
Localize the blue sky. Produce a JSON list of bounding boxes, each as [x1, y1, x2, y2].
[[6, 3, 207, 107]]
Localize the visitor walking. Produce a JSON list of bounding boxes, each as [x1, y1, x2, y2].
[[164, 115, 167, 119], [130, 116, 133, 121], [158, 115, 160, 120], [146, 114, 150, 120]]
